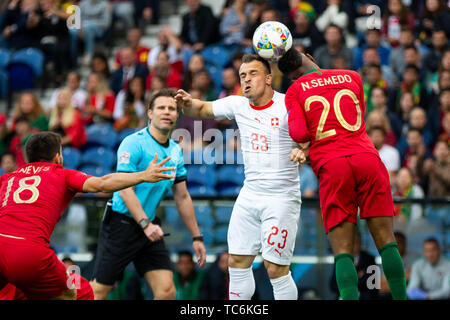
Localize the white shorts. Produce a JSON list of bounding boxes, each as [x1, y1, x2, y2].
[[227, 188, 301, 265]]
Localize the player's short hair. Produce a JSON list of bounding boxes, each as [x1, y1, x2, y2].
[[148, 88, 179, 112], [241, 53, 271, 75], [277, 48, 303, 75], [25, 132, 62, 163]]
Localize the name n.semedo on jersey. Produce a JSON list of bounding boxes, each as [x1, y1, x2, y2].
[[301, 74, 353, 91]]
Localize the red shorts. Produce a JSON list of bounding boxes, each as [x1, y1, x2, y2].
[[0, 236, 68, 300], [317, 153, 394, 234]]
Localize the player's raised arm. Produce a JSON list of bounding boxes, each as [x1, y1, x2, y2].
[[82, 154, 175, 193], [175, 89, 215, 119]]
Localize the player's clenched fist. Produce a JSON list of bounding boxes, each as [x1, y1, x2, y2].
[[290, 148, 307, 164], [144, 154, 176, 182]]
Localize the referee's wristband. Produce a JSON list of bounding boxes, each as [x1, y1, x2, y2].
[[192, 235, 204, 242]]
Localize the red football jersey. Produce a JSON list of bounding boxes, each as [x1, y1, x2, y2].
[[285, 68, 378, 174], [0, 163, 91, 246]]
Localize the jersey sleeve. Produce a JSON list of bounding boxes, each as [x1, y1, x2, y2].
[[64, 169, 92, 193], [285, 82, 311, 144], [211, 95, 241, 120], [116, 136, 142, 173]]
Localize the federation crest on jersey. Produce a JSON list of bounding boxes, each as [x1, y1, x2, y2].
[[119, 152, 130, 164], [271, 117, 279, 130]]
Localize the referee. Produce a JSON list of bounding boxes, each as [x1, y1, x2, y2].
[[90, 89, 206, 300]]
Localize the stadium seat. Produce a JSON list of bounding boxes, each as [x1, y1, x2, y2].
[[6, 63, 34, 91], [62, 147, 82, 170], [81, 147, 116, 170], [216, 165, 245, 186], [194, 205, 214, 228], [10, 47, 44, 78], [216, 184, 241, 197], [206, 64, 223, 92], [200, 227, 214, 247], [0, 48, 11, 69], [0, 70, 7, 98], [86, 123, 119, 149], [78, 165, 111, 177], [201, 45, 231, 68], [187, 185, 217, 197], [214, 206, 233, 224], [214, 225, 228, 244], [186, 165, 216, 188]]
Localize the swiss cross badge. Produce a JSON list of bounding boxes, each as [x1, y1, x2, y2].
[[271, 117, 279, 128]]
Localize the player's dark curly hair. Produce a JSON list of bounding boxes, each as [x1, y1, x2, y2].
[[25, 132, 62, 163], [277, 48, 302, 75]]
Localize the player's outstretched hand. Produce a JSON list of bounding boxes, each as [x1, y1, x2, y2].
[[144, 154, 176, 182], [290, 148, 307, 164], [175, 89, 192, 110]]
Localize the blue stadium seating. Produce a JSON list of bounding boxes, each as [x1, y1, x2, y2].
[[78, 165, 111, 177], [187, 185, 217, 197], [186, 165, 217, 188], [201, 45, 231, 68], [62, 147, 82, 170], [10, 47, 44, 78], [0, 48, 10, 69], [214, 206, 233, 224], [206, 64, 223, 92], [216, 165, 245, 186], [0, 70, 7, 98], [194, 205, 214, 228], [214, 225, 228, 244], [6, 63, 34, 91], [80, 147, 116, 171], [86, 123, 119, 149], [216, 185, 241, 197]]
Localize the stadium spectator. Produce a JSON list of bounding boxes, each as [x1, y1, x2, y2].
[[146, 50, 183, 91], [370, 87, 402, 138], [39, 0, 71, 83], [289, 3, 324, 55], [427, 87, 450, 144], [174, 250, 205, 300], [397, 107, 434, 161], [110, 0, 134, 30], [361, 64, 389, 115], [330, 232, 379, 300], [0, 152, 17, 174], [113, 76, 147, 130], [315, 0, 352, 45], [10, 92, 48, 132], [147, 26, 184, 73], [439, 111, 450, 144], [382, 0, 415, 47], [191, 69, 218, 101], [422, 29, 448, 75], [1, 0, 42, 49], [422, 140, 450, 197], [395, 64, 429, 111], [417, 0, 450, 44], [366, 110, 397, 148], [199, 251, 229, 300], [359, 47, 395, 91], [9, 115, 33, 167], [132, 0, 160, 27], [354, 29, 391, 71], [183, 53, 206, 91], [313, 24, 353, 69], [398, 126, 433, 167], [82, 72, 116, 125], [242, 4, 274, 47], [407, 237, 450, 300], [219, 0, 252, 47], [109, 47, 149, 95], [393, 167, 425, 227], [69, 0, 112, 66], [219, 67, 241, 98], [91, 52, 111, 80], [180, 0, 219, 51], [379, 231, 420, 299], [48, 72, 88, 111], [368, 126, 401, 183], [48, 88, 87, 149], [397, 91, 416, 136], [0, 113, 7, 155], [114, 28, 150, 68]]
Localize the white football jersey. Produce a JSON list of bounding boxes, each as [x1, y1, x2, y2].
[[212, 91, 300, 197]]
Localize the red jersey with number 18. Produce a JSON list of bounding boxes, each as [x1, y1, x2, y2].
[[0, 163, 91, 246], [285, 68, 378, 175]]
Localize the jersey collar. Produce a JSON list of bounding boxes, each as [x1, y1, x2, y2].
[[302, 68, 323, 76], [147, 127, 170, 148], [249, 90, 275, 111]]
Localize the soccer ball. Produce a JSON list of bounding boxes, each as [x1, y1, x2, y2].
[[252, 21, 293, 62]]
